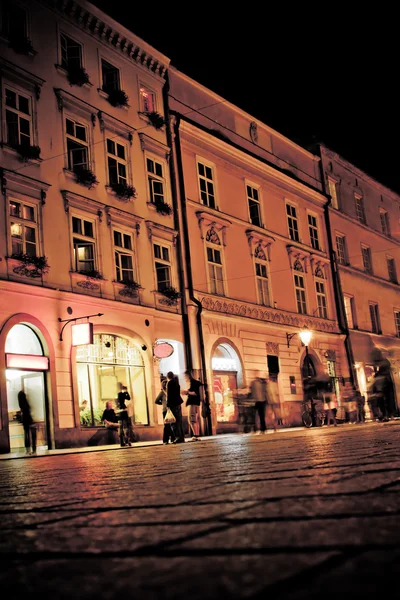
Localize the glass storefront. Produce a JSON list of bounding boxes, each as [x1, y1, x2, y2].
[[76, 334, 148, 426], [212, 343, 242, 423]]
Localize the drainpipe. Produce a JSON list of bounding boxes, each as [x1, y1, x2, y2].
[[162, 73, 191, 372], [319, 160, 357, 389], [163, 76, 212, 434]]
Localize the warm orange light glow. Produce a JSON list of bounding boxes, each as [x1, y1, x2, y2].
[[71, 323, 93, 346], [6, 353, 49, 370], [299, 327, 312, 346]]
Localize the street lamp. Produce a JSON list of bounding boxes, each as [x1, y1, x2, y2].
[[286, 326, 312, 353]]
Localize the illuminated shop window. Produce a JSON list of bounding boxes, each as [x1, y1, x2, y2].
[[76, 334, 148, 427]]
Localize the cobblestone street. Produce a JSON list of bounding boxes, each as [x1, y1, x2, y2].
[[1, 422, 400, 599]]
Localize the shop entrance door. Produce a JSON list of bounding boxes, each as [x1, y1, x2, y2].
[[7, 370, 48, 451]]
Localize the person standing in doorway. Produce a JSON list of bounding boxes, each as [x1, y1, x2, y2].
[[18, 390, 36, 455], [183, 370, 203, 442], [166, 371, 185, 444], [156, 379, 175, 444]]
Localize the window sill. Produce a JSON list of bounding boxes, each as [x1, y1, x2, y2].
[[55, 65, 93, 89], [6, 258, 45, 284], [70, 271, 106, 293], [153, 291, 181, 313], [63, 168, 99, 189], [97, 88, 129, 110], [1, 144, 41, 164], [146, 201, 173, 217], [112, 281, 141, 304], [105, 185, 135, 202]]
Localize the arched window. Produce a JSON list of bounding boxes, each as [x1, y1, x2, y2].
[[5, 324, 43, 355], [76, 334, 148, 427]]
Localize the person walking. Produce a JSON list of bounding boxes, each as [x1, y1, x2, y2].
[[250, 373, 268, 434], [183, 370, 203, 442], [355, 391, 366, 423], [166, 371, 185, 444], [322, 380, 337, 427], [18, 390, 36, 455], [156, 379, 175, 444], [116, 383, 132, 447]]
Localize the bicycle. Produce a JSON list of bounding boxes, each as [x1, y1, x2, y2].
[[301, 399, 325, 427]]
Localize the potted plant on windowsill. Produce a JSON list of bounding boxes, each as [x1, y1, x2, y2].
[[118, 280, 142, 298], [142, 111, 165, 130], [16, 144, 41, 162], [78, 269, 104, 280], [66, 65, 90, 87], [110, 181, 137, 200], [106, 88, 129, 108], [73, 167, 98, 189], [10, 253, 50, 278], [9, 36, 36, 56], [154, 199, 172, 216], [159, 286, 181, 306]]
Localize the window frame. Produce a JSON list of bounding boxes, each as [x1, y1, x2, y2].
[[3, 82, 34, 149], [380, 209, 390, 236], [335, 234, 348, 265], [59, 31, 84, 72], [343, 294, 356, 329], [153, 240, 173, 292], [139, 83, 157, 113], [206, 243, 225, 296], [106, 137, 129, 187], [7, 196, 40, 257], [327, 177, 339, 209], [64, 114, 90, 172], [315, 277, 328, 319], [369, 302, 381, 334], [355, 194, 366, 225], [394, 310, 400, 337], [246, 181, 262, 227], [70, 213, 97, 274], [387, 256, 397, 283], [255, 257, 270, 307], [361, 244, 373, 275], [145, 153, 167, 206], [1, 2, 29, 42], [286, 202, 300, 242], [293, 272, 307, 315], [101, 58, 120, 94], [197, 157, 217, 210], [307, 212, 321, 251], [113, 228, 135, 283]]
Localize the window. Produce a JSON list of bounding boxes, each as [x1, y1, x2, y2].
[[107, 139, 127, 186], [380, 209, 390, 236], [1, 2, 27, 42], [336, 235, 347, 265], [355, 195, 366, 224], [394, 311, 400, 337], [9, 200, 37, 256], [369, 303, 380, 334], [146, 157, 165, 205], [60, 33, 82, 71], [140, 85, 156, 113], [113, 230, 134, 283], [247, 185, 261, 227], [327, 178, 339, 209], [294, 273, 307, 314], [361, 245, 373, 274], [286, 204, 299, 242], [255, 261, 270, 306], [207, 246, 224, 295], [154, 243, 171, 291], [308, 214, 320, 250], [4, 86, 32, 148], [198, 161, 216, 209], [315, 280, 327, 318], [66, 117, 89, 172], [76, 334, 148, 426], [343, 294, 356, 329], [387, 257, 397, 283], [101, 59, 120, 93], [72, 216, 95, 273]]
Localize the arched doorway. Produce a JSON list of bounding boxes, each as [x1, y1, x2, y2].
[[6, 323, 50, 452], [76, 334, 149, 427], [211, 342, 243, 432]]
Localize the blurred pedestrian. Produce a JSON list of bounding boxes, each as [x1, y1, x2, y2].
[[101, 400, 119, 430], [250, 372, 268, 434], [166, 371, 185, 444], [183, 370, 203, 442], [372, 373, 389, 422], [116, 383, 132, 447], [355, 391, 366, 423], [156, 379, 175, 444], [18, 390, 36, 455], [322, 379, 337, 426]]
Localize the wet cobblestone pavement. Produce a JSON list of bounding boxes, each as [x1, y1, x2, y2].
[[1, 421, 400, 599]]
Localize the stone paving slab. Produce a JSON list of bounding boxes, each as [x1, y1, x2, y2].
[[1, 421, 400, 599]]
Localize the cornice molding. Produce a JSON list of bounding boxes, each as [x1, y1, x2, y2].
[[198, 293, 339, 334], [61, 189, 104, 218], [330, 205, 400, 248], [139, 133, 170, 160], [338, 263, 400, 292], [246, 229, 275, 260], [196, 210, 231, 246], [105, 206, 143, 233], [0, 58, 45, 99], [0, 168, 50, 201], [42, 0, 169, 79], [145, 220, 178, 244]]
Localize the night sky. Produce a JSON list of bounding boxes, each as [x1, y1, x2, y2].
[[92, 2, 398, 194]]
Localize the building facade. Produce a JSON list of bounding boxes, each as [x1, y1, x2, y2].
[[168, 70, 350, 434], [319, 145, 400, 417], [0, 0, 188, 453]]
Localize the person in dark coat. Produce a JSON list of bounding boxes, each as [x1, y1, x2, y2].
[[166, 371, 185, 443], [155, 379, 175, 444], [183, 370, 203, 441], [18, 390, 36, 455], [116, 383, 133, 447]]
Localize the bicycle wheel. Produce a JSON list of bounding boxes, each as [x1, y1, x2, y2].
[[302, 411, 312, 428]]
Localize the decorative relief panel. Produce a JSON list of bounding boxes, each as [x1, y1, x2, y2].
[[200, 294, 337, 334], [266, 342, 279, 355]]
